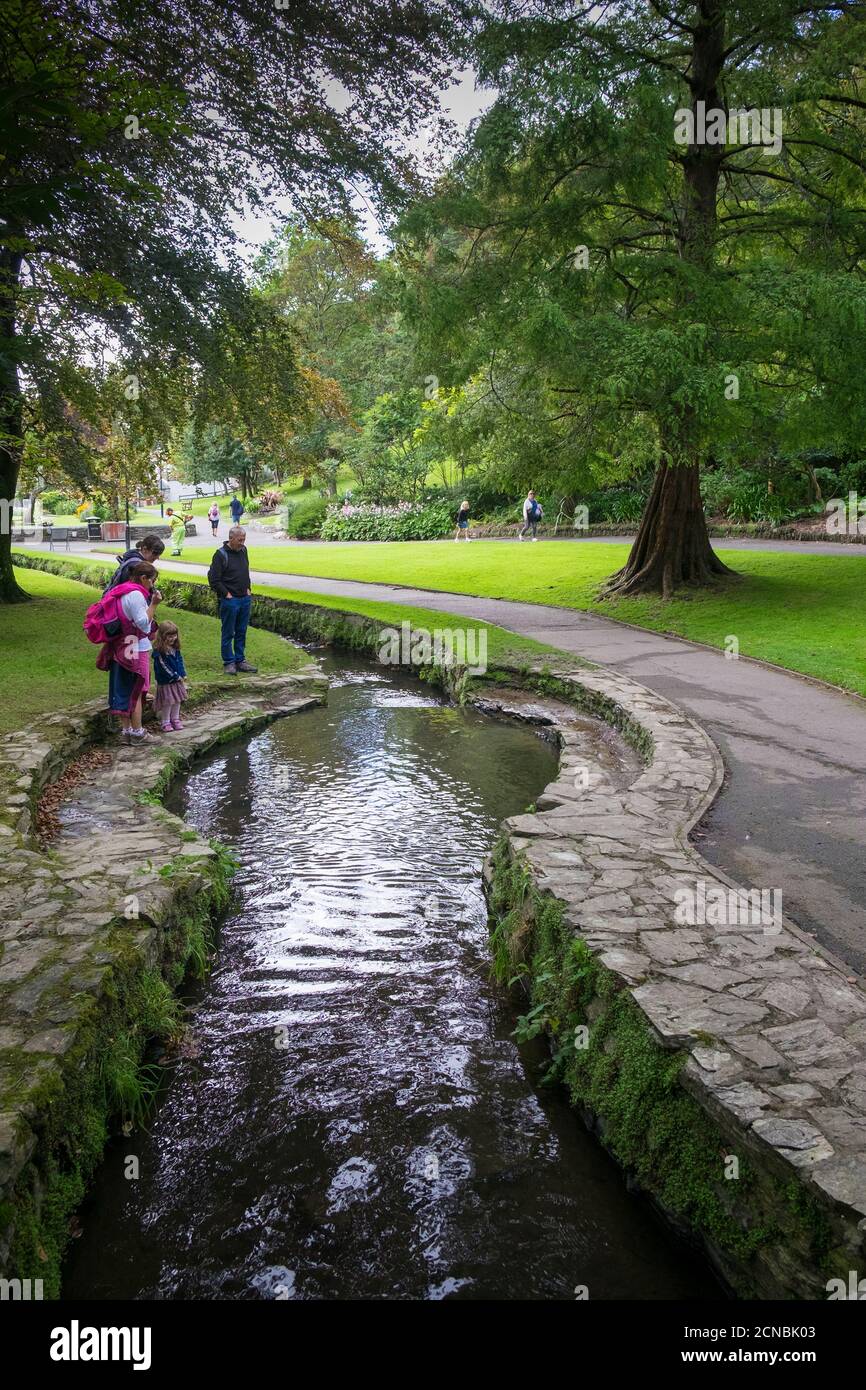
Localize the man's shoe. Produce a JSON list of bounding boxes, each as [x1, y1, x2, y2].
[[223, 662, 238, 675], [235, 660, 258, 673]]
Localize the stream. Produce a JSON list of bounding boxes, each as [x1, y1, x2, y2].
[[62, 655, 719, 1301]]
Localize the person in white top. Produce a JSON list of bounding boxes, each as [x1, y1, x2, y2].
[[519, 490, 543, 540]]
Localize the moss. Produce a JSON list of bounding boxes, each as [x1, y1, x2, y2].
[[3, 835, 237, 1295], [486, 842, 846, 1297]]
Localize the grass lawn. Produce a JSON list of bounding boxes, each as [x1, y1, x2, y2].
[[4, 555, 559, 740], [0, 566, 309, 737], [133, 537, 866, 697]]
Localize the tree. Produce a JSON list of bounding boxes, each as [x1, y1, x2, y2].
[[347, 388, 433, 502], [256, 221, 416, 490], [0, 0, 462, 598], [400, 0, 866, 595]]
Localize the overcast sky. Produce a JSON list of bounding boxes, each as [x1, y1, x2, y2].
[[231, 68, 494, 261]]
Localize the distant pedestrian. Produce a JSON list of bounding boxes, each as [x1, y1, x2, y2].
[[166, 508, 192, 556], [230, 494, 244, 525], [454, 499, 472, 542], [152, 621, 189, 732], [207, 526, 258, 674], [208, 502, 220, 537], [519, 490, 543, 541]]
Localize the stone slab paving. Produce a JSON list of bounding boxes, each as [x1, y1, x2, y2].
[[492, 662, 866, 1242], [0, 669, 325, 1261]]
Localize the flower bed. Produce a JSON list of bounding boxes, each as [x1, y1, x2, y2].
[[319, 499, 453, 542]]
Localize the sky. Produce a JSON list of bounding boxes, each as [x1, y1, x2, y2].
[[230, 68, 494, 262]]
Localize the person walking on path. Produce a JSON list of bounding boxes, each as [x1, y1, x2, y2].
[[152, 620, 189, 731], [454, 499, 472, 543], [208, 502, 220, 537], [103, 534, 165, 592], [230, 494, 245, 525], [166, 508, 192, 556], [207, 526, 258, 674], [519, 490, 543, 541], [96, 562, 162, 744]]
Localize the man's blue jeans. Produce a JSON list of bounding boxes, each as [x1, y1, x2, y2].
[[220, 595, 251, 664]]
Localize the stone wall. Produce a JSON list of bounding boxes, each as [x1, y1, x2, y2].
[[0, 670, 325, 1294], [481, 668, 866, 1298]]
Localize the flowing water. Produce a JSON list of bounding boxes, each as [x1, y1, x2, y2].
[[63, 656, 720, 1301]]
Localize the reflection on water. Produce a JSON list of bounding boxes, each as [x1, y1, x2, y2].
[[63, 658, 720, 1301]]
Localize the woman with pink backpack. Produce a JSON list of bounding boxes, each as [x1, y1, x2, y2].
[[89, 562, 162, 745]]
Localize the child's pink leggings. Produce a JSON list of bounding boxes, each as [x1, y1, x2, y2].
[[161, 701, 182, 726]]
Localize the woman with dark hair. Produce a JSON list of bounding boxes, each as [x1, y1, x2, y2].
[[96, 562, 162, 744]]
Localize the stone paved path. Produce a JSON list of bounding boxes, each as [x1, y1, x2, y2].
[[139, 557, 866, 978]]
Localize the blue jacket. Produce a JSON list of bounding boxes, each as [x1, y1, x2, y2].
[[153, 649, 187, 685]]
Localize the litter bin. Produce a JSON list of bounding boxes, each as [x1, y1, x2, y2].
[[101, 520, 126, 542], [85, 516, 102, 541]]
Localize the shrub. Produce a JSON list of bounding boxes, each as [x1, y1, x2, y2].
[[286, 496, 328, 537], [39, 489, 81, 515], [257, 489, 281, 512], [319, 499, 453, 542], [583, 484, 650, 525]]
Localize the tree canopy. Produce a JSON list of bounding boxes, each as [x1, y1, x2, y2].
[[397, 0, 866, 593], [0, 0, 464, 597]]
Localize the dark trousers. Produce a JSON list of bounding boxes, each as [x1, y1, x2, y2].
[[520, 517, 538, 537], [220, 595, 251, 664]]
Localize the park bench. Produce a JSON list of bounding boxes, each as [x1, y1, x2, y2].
[[47, 526, 71, 551]]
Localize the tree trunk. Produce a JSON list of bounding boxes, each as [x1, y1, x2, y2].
[[608, 1, 732, 598], [602, 459, 734, 598], [0, 247, 28, 602]]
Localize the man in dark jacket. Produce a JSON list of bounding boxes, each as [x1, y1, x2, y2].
[[103, 534, 165, 593], [207, 526, 258, 674]]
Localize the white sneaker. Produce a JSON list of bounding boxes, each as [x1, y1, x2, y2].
[[532, 537, 538, 542]]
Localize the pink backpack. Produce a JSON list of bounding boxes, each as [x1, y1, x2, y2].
[[83, 582, 145, 644]]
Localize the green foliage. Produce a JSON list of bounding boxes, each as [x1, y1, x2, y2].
[[395, 1, 866, 577], [285, 495, 329, 537], [0, 0, 462, 599], [320, 499, 453, 541], [346, 390, 434, 504]]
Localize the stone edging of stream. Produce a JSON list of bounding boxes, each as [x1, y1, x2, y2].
[[10, 549, 866, 1300], [0, 666, 326, 1295]]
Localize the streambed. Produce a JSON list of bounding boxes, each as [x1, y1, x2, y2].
[[63, 656, 718, 1300]]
